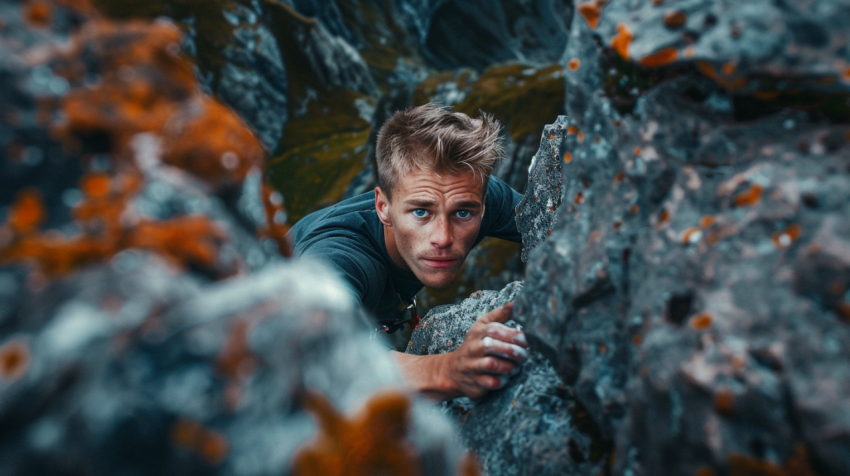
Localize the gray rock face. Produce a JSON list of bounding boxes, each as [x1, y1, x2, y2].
[[514, 4, 850, 475], [407, 283, 605, 476], [399, 0, 574, 70]]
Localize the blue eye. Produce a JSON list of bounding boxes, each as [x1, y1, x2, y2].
[[412, 209, 428, 218], [456, 210, 471, 218]]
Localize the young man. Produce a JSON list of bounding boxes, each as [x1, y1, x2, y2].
[[289, 104, 529, 401]]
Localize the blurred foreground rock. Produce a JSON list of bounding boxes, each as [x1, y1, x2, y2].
[[0, 2, 461, 475]]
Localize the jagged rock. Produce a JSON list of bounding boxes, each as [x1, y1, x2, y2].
[[515, 116, 568, 263], [398, 0, 573, 70], [515, 4, 850, 475], [407, 283, 603, 476]]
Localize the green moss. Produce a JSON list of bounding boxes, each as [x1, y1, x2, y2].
[[269, 87, 372, 222], [414, 63, 566, 142]]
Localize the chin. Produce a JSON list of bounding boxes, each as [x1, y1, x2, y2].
[[417, 270, 460, 289]]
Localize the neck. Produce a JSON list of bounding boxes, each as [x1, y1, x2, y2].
[[383, 224, 411, 272]]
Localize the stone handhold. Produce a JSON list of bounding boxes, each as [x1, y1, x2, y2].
[[515, 116, 570, 262], [407, 282, 605, 476]]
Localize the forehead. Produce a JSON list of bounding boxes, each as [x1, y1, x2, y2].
[[393, 168, 486, 203]]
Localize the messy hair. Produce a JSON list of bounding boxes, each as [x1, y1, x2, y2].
[[375, 103, 503, 199]]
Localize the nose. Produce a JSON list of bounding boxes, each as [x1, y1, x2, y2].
[[429, 216, 453, 248]]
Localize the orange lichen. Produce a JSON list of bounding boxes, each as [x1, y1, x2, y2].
[[457, 452, 482, 476], [612, 221, 622, 230], [690, 312, 712, 330], [578, 131, 585, 142], [0, 15, 291, 278], [652, 0, 664, 5], [732, 184, 763, 207], [567, 125, 580, 135], [7, 189, 46, 234], [729, 444, 818, 476], [696, 61, 748, 91], [614, 171, 625, 183], [589, 230, 601, 242], [216, 319, 257, 410], [293, 389, 422, 476], [629, 204, 640, 214], [568, 58, 581, 71], [684, 46, 696, 58], [699, 215, 716, 228], [663, 10, 687, 29], [639, 48, 679, 68], [24, 1, 51, 28], [575, 192, 585, 204], [632, 334, 643, 345], [722, 62, 737, 76], [578, 0, 608, 30], [682, 227, 702, 244], [714, 389, 736, 416], [771, 223, 802, 249], [563, 151, 573, 163], [0, 339, 31, 381], [633, 146, 642, 156], [611, 23, 634, 61], [843, 68, 850, 82], [170, 419, 230, 464], [657, 209, 671, 227], [599, 344, 607, 354]]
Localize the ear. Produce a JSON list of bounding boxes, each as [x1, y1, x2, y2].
[[374, 186, 393, 227]]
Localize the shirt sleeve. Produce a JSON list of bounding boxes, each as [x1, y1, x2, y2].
[[481, 175, 523, 243]]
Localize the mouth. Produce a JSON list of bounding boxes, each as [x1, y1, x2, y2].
[[420, 257, 460, 269]]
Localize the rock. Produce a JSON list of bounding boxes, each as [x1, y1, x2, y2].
[[514, 3, 850, 475], [0, 5, 462, 475], [407, 282, 605, 476]]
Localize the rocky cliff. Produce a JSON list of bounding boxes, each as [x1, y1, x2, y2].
[[407, 1, 850, 475]]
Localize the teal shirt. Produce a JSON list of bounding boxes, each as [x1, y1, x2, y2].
[[290, 176, 522, 326]]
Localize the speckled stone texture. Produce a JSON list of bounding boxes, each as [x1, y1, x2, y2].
[[515, 116, 568, 262], [514, 2, 850, 475], [407, 283, 605, 476]]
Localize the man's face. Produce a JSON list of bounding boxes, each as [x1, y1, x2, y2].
[[375, 168, 486, 289]]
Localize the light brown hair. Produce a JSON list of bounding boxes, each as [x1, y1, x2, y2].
[[375, 103, 503, 199]]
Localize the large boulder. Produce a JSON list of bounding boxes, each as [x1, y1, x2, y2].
[[515, 1, 850, 475]]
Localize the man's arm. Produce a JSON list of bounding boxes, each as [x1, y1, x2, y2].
[[390, 303, 529, 401]]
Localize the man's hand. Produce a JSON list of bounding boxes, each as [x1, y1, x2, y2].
[[390, 302, 529, 401]]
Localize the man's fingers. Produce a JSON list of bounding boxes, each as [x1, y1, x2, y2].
[[475, 356, 517, 376], [481, 336, 529, 363], [476, 302, 514, 324], [484, 323, 528, 348]]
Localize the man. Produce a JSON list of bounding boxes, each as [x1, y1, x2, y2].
[[290, 104, 529, 401]]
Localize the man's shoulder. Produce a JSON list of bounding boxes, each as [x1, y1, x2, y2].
[[290, 191, 379, 247]]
